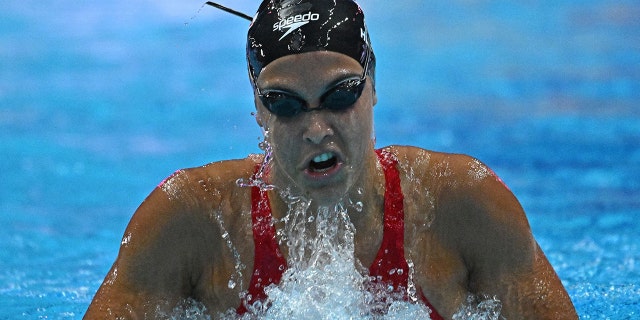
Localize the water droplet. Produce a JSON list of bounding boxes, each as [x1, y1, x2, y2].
[[121, 233, 132, 246], [228, 280, 236, 289]]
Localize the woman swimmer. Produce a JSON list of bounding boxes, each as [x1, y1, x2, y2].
[[85, 0, 578, 318]]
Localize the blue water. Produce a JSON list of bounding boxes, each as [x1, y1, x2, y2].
[[1, 0, 639, 318]]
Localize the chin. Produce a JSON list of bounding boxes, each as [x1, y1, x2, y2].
[[310, 189, 348, 205], [302, 180, 355, 206]]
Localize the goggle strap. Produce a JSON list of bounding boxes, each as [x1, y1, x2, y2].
[[205, 2, 252, 21]]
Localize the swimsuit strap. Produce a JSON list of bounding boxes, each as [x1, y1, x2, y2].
[[370, 148, 443, 320], [369, 148, 409, 288], [237, 165, 287, 314]]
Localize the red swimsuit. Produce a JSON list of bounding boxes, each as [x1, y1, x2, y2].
[[237, 149, 443, 319]]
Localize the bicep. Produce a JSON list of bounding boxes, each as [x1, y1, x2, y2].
[[460, 176, 576, 318], [85, 188, 203, 318], [471, 243, 577, 319]]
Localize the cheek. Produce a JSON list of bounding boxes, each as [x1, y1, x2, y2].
[[346, 103, 373, 141], [265, 119, 299, 163]]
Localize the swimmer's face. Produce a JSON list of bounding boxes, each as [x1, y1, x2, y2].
[[255, 51, 377, 203]]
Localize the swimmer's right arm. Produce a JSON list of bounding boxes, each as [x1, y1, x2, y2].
[[84, 175, 216, 319]]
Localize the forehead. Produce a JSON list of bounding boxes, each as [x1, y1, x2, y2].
[[257, 51, 362, 88]]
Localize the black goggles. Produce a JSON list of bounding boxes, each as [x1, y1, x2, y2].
[[254, 47, 372, 118], [256, 76, 367, 117]]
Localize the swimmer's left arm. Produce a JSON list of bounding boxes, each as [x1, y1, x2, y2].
[[455, 161, 578, 319]]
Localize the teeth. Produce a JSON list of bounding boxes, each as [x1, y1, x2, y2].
[[312, 152, 333, 163]]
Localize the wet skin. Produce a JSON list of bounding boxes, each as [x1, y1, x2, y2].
[[254, 51, 377, 206], [85, 52, 578, 319]]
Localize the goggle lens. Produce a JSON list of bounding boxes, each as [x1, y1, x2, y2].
[[259, 77, 367, 117]]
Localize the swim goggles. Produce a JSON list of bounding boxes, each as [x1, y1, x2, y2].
[[255, 48, 371, 118], [256, 76, 366, 117]]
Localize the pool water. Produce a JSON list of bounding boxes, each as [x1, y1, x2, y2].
[[1, 0, 639, 318]]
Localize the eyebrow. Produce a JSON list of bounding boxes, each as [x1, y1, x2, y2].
[[260, 73, 362, 96]]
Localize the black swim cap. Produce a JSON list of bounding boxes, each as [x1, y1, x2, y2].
[[247, 0, 375, 84]]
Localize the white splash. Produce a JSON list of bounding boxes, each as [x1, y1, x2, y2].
[[233, 194, 434, 319], [162, 298, 211, 320], [453, 294, 504, 320]]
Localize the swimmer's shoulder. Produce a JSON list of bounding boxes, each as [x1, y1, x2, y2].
[[155, 154, 265, 207], [182, 153, 265, 184], [386, 145, 491, 211], [388, 145, 517, 205], [387, 144, 527, 224], [137, 155, 263, 243], [126, 154, 263, 235], [384, 145, 486, 184], [391, 146, 534, 254]]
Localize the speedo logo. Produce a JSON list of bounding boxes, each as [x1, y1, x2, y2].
[[273, 11, 320, 41]]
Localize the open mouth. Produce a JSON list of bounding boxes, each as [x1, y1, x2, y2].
[[308, 152, 339, 173]]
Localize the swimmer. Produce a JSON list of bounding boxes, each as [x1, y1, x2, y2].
[[85, 0, 578, 318]]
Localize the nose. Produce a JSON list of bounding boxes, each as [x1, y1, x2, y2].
[[302, 112, 334, 144]]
